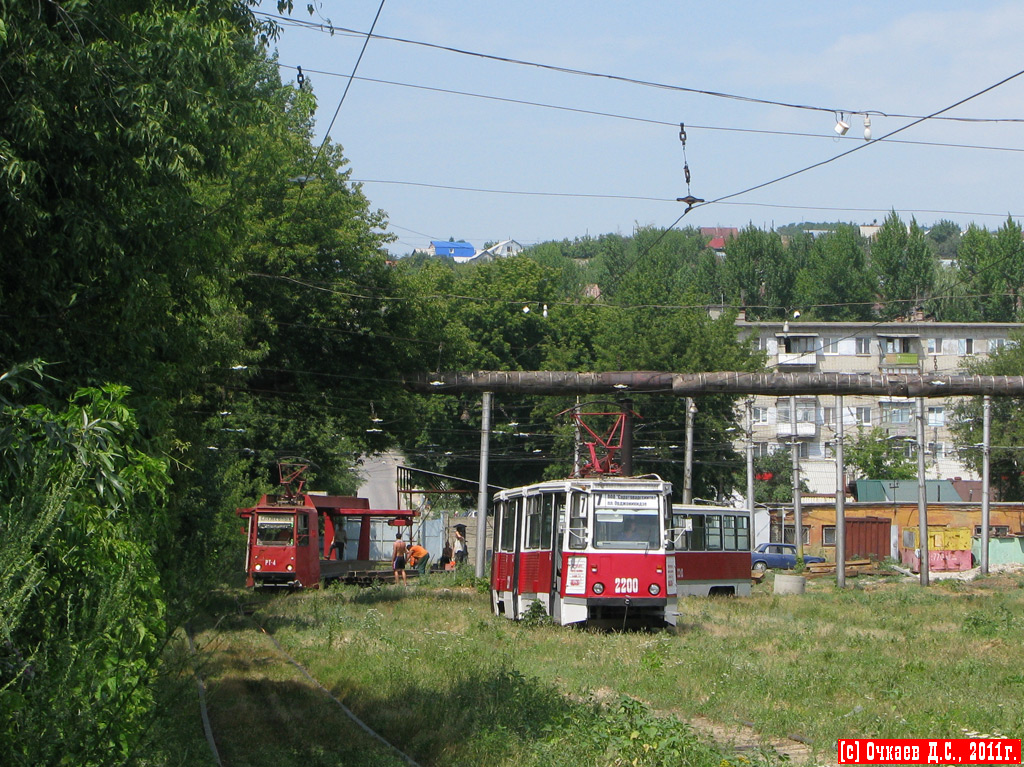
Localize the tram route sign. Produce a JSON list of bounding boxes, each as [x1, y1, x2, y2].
[[596, 493, 660, 509]]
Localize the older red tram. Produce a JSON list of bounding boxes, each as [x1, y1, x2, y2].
[[669, 504, 752, 597], [237, 463, 415, 588]]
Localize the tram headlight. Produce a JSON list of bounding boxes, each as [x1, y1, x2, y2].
[[254, 564, 262, 571], [286, 564, 293, 572], [648, 583, 661, 596], [592, 582, 605, 595]]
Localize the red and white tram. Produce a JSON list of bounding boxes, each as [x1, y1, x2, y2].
[[669, 504, 752, 598], [491, 475, 676, 628], [490, 478, 752, 627]]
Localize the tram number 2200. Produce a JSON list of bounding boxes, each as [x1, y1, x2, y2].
[[613, 577, 639, 594]]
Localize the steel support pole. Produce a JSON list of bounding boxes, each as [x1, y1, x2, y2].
[[621, 399, 634, 477], [916, 398, 929, 587], [835, 395, 846, 588], [474, 392, 492, 578], [981, 395, 991, 575]]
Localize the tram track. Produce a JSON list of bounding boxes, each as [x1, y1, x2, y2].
[[183, 602, 419, 767]]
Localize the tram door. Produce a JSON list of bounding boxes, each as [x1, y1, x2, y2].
[[510, 496, 524, 619], [545, 492, 564, 624]]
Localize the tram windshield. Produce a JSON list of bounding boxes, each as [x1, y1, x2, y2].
[[256, 513, 294, 546], [592, 492, 661, 549]]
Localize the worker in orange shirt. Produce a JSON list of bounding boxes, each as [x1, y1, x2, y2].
[[406, 542, 430, 574]]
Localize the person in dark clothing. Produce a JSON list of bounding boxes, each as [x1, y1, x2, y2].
[[330, 518, 347, 560], [453, 524, 468, 565]]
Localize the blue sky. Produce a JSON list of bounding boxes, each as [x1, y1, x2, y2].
[[258, 2, 1024, 255]]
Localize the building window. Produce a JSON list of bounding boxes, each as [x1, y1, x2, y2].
[[752, 406, 769, 424], [926, 338, 942, 355], [774, 399, 816, 423], [855, 337, 871, 355], [822, 406, 836, 425], [927, 406, 945, 426], [974, 525, 1010, 537], [882, 337, 912, 354], [928, 442, 944, 458], [823, 337, 839, 355], [991, 338, 1006, 353], [958, 338, 975, 356], [855, 406, 871, 426], [797, 441, 810, 459], [902, 442, 916, 459], [781, 336, 817, 354], [779, 524, 811, 546], [881, 402, 913, 425], [753, 441, 770, 458], [823, 525, 836, 546]]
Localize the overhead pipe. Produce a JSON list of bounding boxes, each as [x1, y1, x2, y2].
[[409, 371, 1024, 398]]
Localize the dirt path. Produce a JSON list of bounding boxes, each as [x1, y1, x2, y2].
[[685, 715, 834, 766]]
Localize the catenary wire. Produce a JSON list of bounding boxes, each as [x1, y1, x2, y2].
[[278, 65, 1024, 157], [255, 12, 1024, 124]]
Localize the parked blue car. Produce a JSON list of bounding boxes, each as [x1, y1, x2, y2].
[[751, 542, 825, 572]]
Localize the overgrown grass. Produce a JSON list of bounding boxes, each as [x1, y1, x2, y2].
[[155, 570, 1024, 766]]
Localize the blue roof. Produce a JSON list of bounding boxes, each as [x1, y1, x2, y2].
[[431, 240, 475, 258]]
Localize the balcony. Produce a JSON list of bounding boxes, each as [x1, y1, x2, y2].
[[777, 352, 817, 367], [776, 421, 817, 438], [882, 352, 920, 367]]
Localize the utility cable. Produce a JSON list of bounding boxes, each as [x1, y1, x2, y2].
[[696, 67, 1024, 211], [279, 66, 1024, 157], [256, 12, 1024, 125], [301, 0, 387, 186]]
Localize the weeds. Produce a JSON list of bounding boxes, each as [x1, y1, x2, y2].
[[158, 575, 1024, 766]]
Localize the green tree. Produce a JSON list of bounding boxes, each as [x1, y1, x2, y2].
[[951, 332, 1024, 500], [747, 447, 808, 504], [870, 212, 936, 320], [720, 226, 795, 320], [843, 426, 918, 481], [1, 369, 170, 766], [926, 219, 962, 263], [794, 226, 875, 321]]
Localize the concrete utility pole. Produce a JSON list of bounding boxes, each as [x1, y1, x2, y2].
[[791, 395, 803, 560], [474, 392, 492, 579], [916, 398, 929, 587], [835, 395, 847, 588], [683, 398, 696, 503], [981, 395, 991, 575], [745, 398, 755, 542]]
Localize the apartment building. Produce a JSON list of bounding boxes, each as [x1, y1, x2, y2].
[[734, 317, 1022, 495]]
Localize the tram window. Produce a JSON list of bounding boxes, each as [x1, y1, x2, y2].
[[594, 511, 659, 549], [735, 515, 750, 550], [722, 515, 737, 550], [256, 513, 293, 546], [705, 515, 722, 550], [525, 496, 542, 549], [687, 515, 707, 551], [568, 492, 587, 549], [541, 493, 559, 550], [492, 501, 506, 552], [500, 498, 519, 552], [296, 512, 310, 547]]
